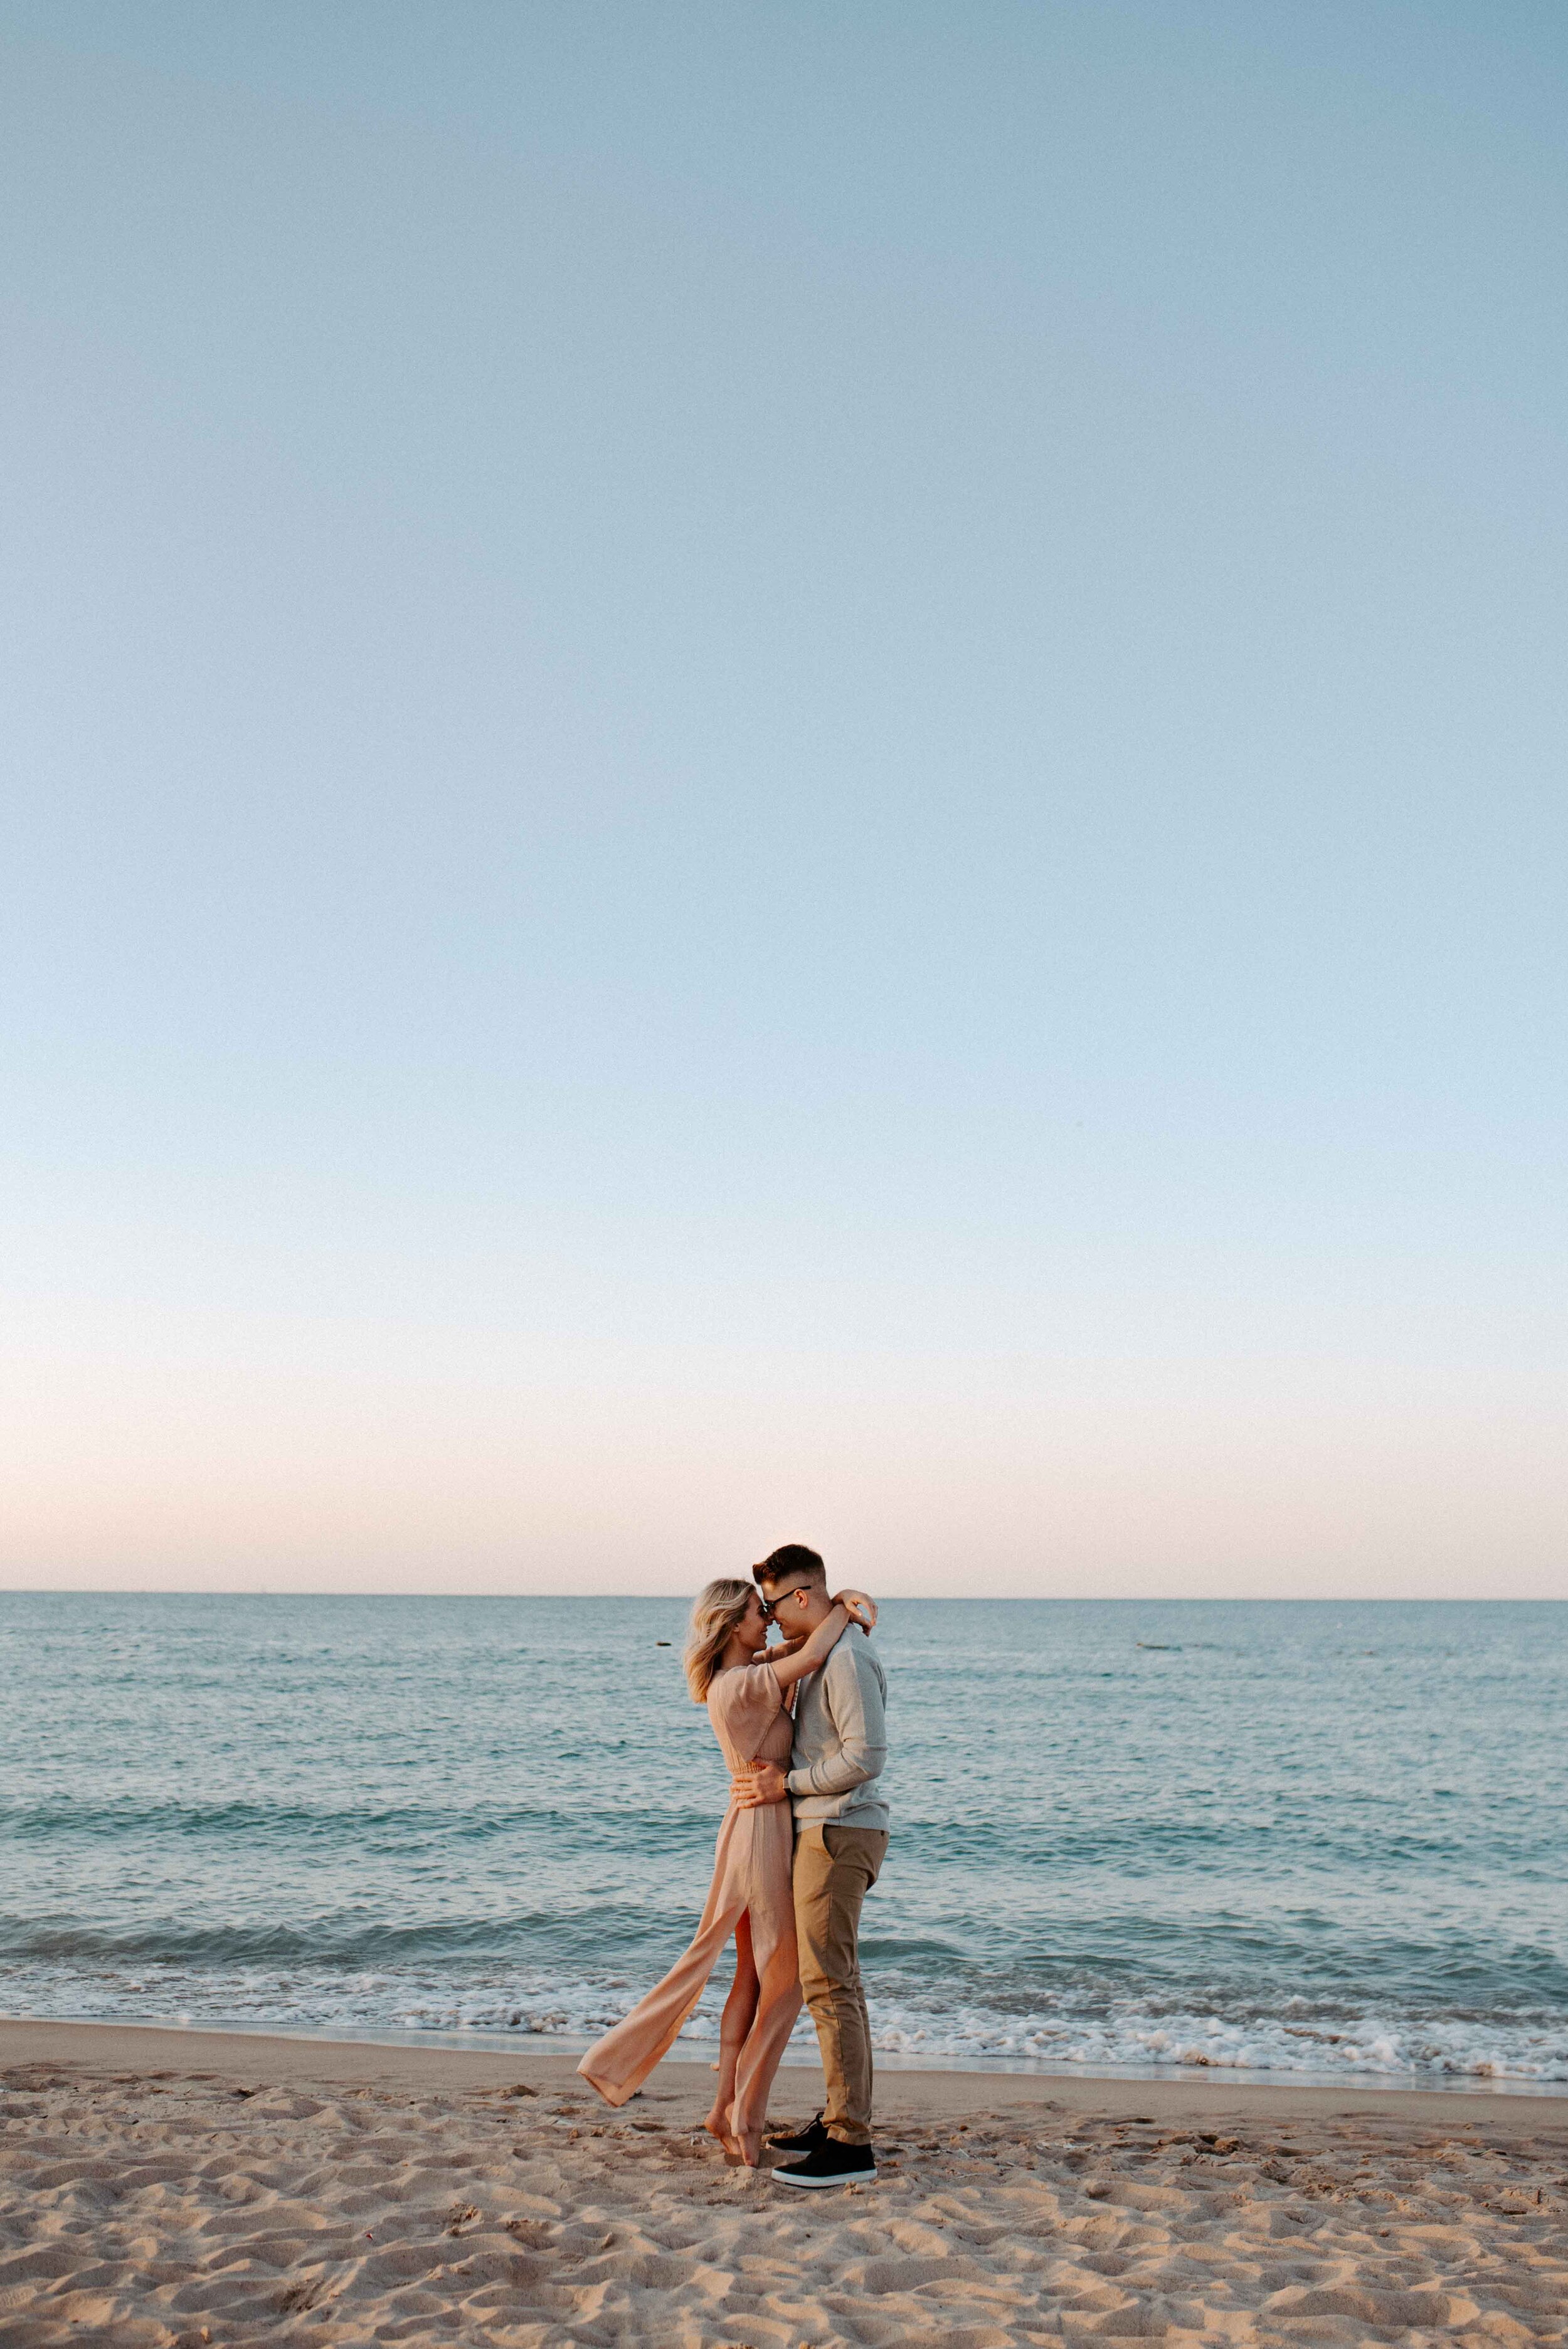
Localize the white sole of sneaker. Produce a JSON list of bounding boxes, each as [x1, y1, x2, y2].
[[770, 2166, 877, 2188]]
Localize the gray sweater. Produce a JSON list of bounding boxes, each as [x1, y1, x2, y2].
[[785, 1631, 889, 1831]]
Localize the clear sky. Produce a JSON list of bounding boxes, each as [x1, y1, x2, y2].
[[2, 1, 1564, 1597]]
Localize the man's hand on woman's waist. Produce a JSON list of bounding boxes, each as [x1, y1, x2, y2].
[[732, 1760, 790, 1809]]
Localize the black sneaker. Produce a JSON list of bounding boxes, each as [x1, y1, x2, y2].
[[766, 2111, 829, 2155], [771, 2138, 877, 2188]]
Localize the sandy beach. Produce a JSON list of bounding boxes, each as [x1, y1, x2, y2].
[[1, 2022, 1564, 2345]]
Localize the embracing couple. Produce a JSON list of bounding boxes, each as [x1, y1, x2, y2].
[[578, 1544, 889, 2188]]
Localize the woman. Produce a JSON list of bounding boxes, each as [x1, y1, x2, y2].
[[577, 1576, 875, 2166]]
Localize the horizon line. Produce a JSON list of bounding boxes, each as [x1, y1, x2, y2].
[[0, 1588, 1557, 1605]]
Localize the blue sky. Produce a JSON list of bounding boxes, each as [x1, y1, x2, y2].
[[2, 1, 1564, 1593]]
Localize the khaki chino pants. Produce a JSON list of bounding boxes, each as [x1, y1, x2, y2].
[[792, 1823, 889, 2146]]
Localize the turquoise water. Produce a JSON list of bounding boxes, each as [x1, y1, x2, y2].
[[2, 1594, 1564, 2086]]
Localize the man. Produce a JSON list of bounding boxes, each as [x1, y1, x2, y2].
[[733, 1542, 889, 2188]]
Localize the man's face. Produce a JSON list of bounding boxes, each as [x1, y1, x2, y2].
[[760, 1576, 831, 1633]]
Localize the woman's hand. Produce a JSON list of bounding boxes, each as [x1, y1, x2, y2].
[[834, 1588, 877, 1630]]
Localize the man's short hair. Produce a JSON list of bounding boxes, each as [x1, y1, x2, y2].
[[753, 1543, 827, 1591]]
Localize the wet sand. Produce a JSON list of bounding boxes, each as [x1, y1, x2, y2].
[[2, 2018, 1565, 2344]]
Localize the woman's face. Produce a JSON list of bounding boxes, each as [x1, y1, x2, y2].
[[735, 1591, 768, 1651]]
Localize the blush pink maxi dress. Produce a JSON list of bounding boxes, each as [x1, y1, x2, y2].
[[577, 1659, 802, 2140]]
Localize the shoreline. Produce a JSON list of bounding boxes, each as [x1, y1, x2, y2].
[[8, 2009, 1564, 2101], [4, 2012, 1564, 2123]]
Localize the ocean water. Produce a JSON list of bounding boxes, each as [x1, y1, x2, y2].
[[2, 1593, 1564, 2091]]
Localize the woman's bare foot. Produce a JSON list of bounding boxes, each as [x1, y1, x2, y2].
[[701, 2111, 762, 2165]]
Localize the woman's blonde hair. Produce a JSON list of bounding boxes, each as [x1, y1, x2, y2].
[[684, 1577, 756, 1702]]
